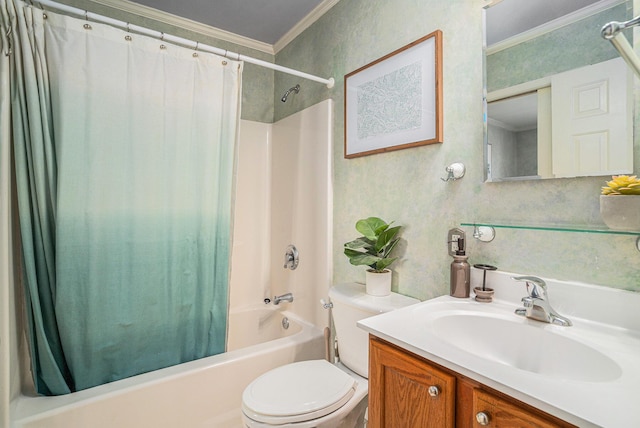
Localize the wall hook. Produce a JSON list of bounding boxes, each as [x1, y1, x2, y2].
[[441, 162, 465, 182]]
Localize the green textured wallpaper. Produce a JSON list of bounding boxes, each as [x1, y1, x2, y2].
[[487, 4, 631, 92], [276, 0, 640, 299]]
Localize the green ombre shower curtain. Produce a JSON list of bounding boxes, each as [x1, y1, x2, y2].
[[2, 0, 241, 395]]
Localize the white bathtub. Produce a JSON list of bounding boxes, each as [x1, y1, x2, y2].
[[9, 306, 325, 428], [227, 306, 303, 351]]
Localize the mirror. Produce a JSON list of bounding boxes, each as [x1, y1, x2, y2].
[[483, 0, 635, 182]]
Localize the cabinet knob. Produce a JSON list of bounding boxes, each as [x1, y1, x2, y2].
[[475, 411, 490, 426], [428, 385, 440, 397]]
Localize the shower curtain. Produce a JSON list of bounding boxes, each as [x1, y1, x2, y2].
[[2, 0, 242, 395]]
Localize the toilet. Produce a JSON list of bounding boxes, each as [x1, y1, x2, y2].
[[241, 283, 419, 427]]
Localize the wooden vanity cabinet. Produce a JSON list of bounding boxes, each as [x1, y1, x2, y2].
[[369, 335, 455, 427], [368, 337, 576, 428]]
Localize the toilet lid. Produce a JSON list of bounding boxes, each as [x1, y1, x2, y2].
[[242, 360, 357, 424]]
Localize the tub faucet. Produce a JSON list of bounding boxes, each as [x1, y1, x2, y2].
[[513, 276, 572, 326], [273, 293, 294, 305]]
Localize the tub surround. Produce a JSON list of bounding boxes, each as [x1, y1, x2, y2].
[[231, 100, 333, 338], [359, 270, 640, 427]]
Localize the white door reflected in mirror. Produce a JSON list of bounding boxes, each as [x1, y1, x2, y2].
[[487, 58, 632, 182]]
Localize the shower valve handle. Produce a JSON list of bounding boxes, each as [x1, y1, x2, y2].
[[283, 245, 299, 270]]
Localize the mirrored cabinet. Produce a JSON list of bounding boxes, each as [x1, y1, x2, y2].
[[483, 0, 635, 182]]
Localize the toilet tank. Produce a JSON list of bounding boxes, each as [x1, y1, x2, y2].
[[328, 283, 419, 378]]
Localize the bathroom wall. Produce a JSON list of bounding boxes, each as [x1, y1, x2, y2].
[[270, 100, 333, 329], [230, 101, 333, 329], [229, 120, 272, 309], [275, 0, 640, 298], [516, 130, 538, 177], [488, 124, 518, 179]]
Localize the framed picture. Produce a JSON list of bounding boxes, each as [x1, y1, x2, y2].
[[344, 30, 443, 158]]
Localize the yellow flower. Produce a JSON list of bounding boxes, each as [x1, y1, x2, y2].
[[601, 175, 640, 195]]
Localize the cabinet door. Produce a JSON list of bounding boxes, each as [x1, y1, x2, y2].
[[473, 389, 567, 428], [369, 338, 455, 428]]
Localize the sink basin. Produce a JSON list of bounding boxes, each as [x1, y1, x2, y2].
[[429, 313, 622, 382]]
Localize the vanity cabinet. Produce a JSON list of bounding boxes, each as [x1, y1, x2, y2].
[[369, 335, 456, 427], [368, 338, 576, 428]]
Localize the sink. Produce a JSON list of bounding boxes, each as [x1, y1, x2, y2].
[[358, 273, 640, 427], [429, 313, 622, 382]]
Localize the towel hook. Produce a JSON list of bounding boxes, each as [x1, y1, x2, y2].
[[441, 162, 465, 182]]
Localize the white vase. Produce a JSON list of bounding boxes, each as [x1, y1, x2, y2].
[[600, 195, 640, 231], [365, 269, 392, 296]]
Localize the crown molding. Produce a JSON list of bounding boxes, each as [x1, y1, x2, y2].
[[274, 0, 341, 54], [487, 0, 625, 55], [84, 0, 275, 54]]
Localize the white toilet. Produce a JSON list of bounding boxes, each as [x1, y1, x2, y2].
[[241, 283, 419, 427]]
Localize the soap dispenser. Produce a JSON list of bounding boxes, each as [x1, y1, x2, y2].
[[450, 238, 470, 298]]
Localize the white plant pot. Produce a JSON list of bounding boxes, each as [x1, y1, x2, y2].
[[365, 269, 392, 296], [600, 195, 640, 231]]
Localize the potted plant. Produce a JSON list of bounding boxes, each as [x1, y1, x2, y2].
[[600, 175, 640, 231], [344, 217, 402, 296]]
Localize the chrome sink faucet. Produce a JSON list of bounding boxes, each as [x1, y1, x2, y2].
[[513, 276, 572, 326]]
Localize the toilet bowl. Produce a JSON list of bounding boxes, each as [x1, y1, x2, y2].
[[240, 283, 419, 427]]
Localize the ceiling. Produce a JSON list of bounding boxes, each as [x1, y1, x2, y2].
[[486, 0, 604, 45], [112, 0, 613, 50], [488, 93, 538, 131], [131, 0, 325, 45]]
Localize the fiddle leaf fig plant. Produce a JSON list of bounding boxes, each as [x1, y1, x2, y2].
[[344, 217, 402, 273]]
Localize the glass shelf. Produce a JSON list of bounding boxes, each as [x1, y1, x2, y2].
[[460, 222, 640, 236]]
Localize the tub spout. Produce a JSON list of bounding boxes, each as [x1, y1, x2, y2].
[[273, 293, 294, 305]]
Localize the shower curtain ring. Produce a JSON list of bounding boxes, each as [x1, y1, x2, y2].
[[193, 41, 199, 58], [83, 11, 92, 30]]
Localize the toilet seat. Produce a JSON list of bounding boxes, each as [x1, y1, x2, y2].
[[241, 360, 357, 425]]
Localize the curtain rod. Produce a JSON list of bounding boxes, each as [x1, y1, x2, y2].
[[33, 0, 335, 88], [601, 15, 640, 78]]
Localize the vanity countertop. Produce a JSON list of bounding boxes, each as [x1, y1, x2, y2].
[[358, 271, 640, 427]]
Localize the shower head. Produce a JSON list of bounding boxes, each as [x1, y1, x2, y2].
[[281, 84, 300, 102]]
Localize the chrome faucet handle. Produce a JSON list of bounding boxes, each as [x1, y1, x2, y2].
[[283, 245, 299, 270], [512, 276, 547, 299], [512, 276, 572, 326], [521, 296, 534, 307]]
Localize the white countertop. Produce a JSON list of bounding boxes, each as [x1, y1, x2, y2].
[[358, 271, 640, 427]]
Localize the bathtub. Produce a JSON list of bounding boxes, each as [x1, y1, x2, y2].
[[9, 306, 325, 428]]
